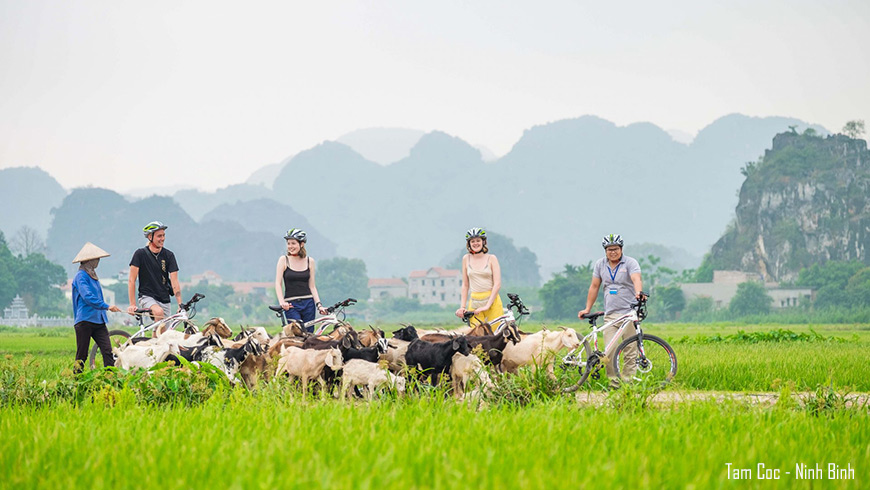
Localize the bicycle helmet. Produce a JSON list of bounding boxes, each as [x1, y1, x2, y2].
[[284, 228, 307, 243], [602, 233, 624, 249], [465, 227, 486, 241], [143, 221, 168, 237]]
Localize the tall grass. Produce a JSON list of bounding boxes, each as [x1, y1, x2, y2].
[[1, 394, 866, 489]]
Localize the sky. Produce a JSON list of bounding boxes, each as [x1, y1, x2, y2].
[[1, 0, 868, 193]]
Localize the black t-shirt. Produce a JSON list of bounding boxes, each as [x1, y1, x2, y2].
[[130, 247, 179, 304]]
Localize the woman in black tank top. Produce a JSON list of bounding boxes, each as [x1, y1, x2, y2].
[[274, 229, 327, 325]]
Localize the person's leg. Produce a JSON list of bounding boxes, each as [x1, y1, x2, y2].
[[481, 294, 504, 324], [73, 322, 93, 373], [297, 299, 317, 331], [601, 313, 622, 388], [90, 323, 116, 368], [619, 322, 639, 380]]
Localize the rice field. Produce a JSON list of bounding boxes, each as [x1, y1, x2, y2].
[[1, 322, 868, 489]]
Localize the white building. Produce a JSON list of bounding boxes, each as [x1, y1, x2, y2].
[[407, 267, 461, 307], [680, 270, 813, 309]]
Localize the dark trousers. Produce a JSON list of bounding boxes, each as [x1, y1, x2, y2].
[[74, 321, 114, 372]]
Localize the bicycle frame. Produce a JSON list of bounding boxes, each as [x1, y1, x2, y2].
[[561, 311, 640, 370], [271, 298, 356, 335], [462, 292, 528, 333], [129, 309, 197, 339]]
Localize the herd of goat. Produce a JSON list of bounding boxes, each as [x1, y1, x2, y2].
[[111, 317, 583, 399]]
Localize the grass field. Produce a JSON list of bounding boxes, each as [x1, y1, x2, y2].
[[1, 322, 868, 489]]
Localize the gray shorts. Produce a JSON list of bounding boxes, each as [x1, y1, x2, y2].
[[138, 296, 171, 318]]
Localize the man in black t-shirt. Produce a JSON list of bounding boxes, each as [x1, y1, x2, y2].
[[127, 221, 182, 321]]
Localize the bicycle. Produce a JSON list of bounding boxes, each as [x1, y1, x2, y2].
[[88, 293, 206, 369], [269, 298, 358, 335], [461, 292, 530, 332], [561, 294, 677, 392]]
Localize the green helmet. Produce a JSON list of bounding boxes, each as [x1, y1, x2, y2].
[[143, 221, 168, 237], [465, 227, 486, 241], [602, 234, 624, 249], [284, 228, 307, 243]]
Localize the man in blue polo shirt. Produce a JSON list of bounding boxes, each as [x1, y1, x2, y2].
[[577, 234, 644, 388]]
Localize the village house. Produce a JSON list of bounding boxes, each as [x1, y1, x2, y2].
[[680, 270, 813, 309], [407, 267, 461, 307]]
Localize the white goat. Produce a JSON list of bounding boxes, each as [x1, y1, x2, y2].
[[275, 347, 343, 396], [340, 359, 406, 400], [500, 327, 581, 376], [384, 339, 410, 373], [113, 342, 180, 370], [450, 353, 493, 399]]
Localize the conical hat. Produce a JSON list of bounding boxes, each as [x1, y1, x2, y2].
[[72, 242, 110, 263]]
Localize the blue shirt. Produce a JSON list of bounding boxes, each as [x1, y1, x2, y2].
[[72, 270, 110, 325]]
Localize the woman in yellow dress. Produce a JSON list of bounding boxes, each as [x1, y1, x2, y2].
[[455, 228, 504, 327]]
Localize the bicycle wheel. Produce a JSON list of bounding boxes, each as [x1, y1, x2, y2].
[[611, 334, 677, 388], [561, 341, 598, 393], [88, 330, 131, 369]]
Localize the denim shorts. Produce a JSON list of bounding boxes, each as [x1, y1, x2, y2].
[[284, 297, 316, 331]]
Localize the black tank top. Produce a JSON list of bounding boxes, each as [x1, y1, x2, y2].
[[283, 257, 311, 298]]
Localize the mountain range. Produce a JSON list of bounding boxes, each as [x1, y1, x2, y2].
[[0, 113, 827, 281]]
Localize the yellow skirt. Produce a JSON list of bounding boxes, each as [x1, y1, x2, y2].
[[467, 291, 504, 327]]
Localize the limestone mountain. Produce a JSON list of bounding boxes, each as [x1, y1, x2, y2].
[[0, 167, 67, 240], [47, 188, 282, 282], [703, 131, 869, 282], [200, 198, 337, 259]]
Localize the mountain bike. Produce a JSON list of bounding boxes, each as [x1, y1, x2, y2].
[[561, 294, 677, 392], [461, 293, 530, 332], [269, 298, 358, 335], [88, 293, 205, 369]]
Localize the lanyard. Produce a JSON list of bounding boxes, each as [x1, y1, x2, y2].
[[607, 262, 622, 282]]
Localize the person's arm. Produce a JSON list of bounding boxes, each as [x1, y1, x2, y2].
[[630, 272, 644, 299], [476, 255, 501, 313], [169, 271, 182, 310], [275, 256, 290, 310], [76, 274, 110, 310], [455, 255, 470, 318], [309, 258, 327, 315], [578, 276, 602, 318], [127, 265, 139, 314]]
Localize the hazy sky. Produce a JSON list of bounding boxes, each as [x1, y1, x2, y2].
[[1, 0, 868, 192]]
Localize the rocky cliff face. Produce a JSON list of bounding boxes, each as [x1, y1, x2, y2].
[[707, 132, 869, 282]]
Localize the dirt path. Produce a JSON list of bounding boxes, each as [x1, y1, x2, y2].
[[573, 390, 870, 408]]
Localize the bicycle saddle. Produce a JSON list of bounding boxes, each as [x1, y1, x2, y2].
[[580, 311, 605, 321], [269, 305, 283, 312]]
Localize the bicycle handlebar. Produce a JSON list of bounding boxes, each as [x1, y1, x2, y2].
[[325, 298, 357, 314], [181, 293, 205, 311]]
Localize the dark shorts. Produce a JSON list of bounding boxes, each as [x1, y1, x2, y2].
[[283, 297, 316, 331]]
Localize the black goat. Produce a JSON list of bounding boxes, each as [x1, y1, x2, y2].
[[465, 323, 521, 368], [405, 336, 471, 386]]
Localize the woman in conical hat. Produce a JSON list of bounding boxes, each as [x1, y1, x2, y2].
[[71, 242, 121, 372]]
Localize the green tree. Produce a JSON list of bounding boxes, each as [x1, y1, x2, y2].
[[729, 282, 773, 317], [0, 232, 18, 310], [846, 267, 870, 308], [795, 260, 865, 308], [649, 285, 685, 321], [14, 253, 68, 315], [682, 296, 714, 322], [317, 257, 370, 304], [539, 263, 596, 320], [842, 120, 866, 139]]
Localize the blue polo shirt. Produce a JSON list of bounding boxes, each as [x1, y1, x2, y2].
[[72, 270, 110, 325], [592, 255, 642, 315]]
